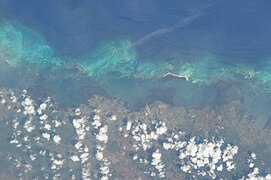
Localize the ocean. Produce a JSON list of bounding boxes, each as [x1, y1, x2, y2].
[[1, 1, 271, 179], [1, 1, 271, 129]]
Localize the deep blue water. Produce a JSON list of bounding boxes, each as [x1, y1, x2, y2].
[[1, 0, 271, 60], [1, 2, 271, 178], [1, 0, 271, 129]]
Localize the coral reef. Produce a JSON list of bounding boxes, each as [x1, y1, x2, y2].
[[1, 21, 271, 94]]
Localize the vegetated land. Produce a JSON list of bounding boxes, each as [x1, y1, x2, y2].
[[0, 87, 270, 179]]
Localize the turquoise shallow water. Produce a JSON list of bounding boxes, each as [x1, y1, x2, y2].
[[1, 20, 271, 129], [1, 2, 271, 179]]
